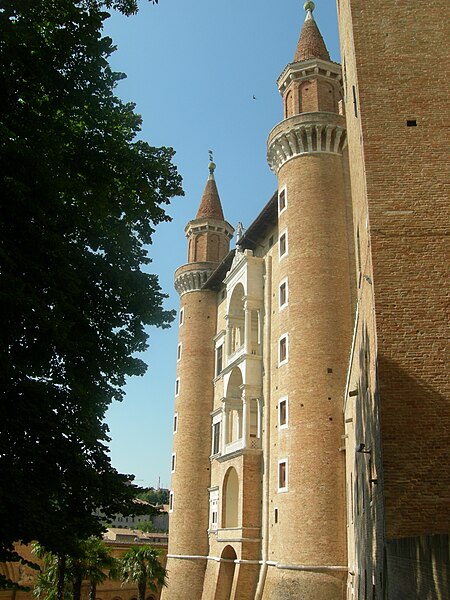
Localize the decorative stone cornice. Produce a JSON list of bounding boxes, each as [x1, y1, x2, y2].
[[267, 112, 347, 173], [277, 58, 342, 95], [185, 218, 234, 241], [174, 263, 215, 296]]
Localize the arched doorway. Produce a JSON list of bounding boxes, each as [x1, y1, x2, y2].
[[214, 545, 237, 600]]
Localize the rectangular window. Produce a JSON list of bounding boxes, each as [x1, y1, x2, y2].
[[278, 459, 288, 492], [279, 334, 288, 366], [175, 378, 180, 396], [209, 489, 219, 531], [279, 230, 288, 259], [173, 413, 178, 433], [278, 186, 287, 213], [279, 396, 288, 429], [352, 85, 358, 117], [212, 421, 221, 455], [216, 344, 223, 376], [179, 307, 184, 326], [279, 277, 288, 309], [171, 453, 176, 473], [274, 507, 278, 524], [177, 343, 182, 362], [169, 491, 174, 512]]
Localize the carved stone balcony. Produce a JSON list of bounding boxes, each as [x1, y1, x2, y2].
[[267, 112, 347, 173], [174, 262, 216, 296]]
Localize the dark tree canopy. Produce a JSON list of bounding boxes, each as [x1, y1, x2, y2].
[[0, 0, 182, 571]]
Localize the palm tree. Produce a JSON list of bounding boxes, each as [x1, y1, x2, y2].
[[32, 544, 67, 600], [120, 546, 167, 600], [32, 537, 117, 600], [79, 537, 118, 600]]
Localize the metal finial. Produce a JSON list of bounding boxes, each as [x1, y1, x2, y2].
[[304, 1, 315, 13], [208, 150, 216, 179]]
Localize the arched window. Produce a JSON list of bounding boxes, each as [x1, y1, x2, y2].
[[222, 467, 239, 528], [224, 368, 243, 445], [285, 90, 292, 118], [208, 233, 220, 262], [227, 283, 245, 355]]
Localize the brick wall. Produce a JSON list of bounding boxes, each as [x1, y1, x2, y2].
[[339, 0, 450, 541], [163, 289, 217, 600]]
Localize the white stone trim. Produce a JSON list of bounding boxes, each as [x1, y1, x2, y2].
[[278, 396, 288, 430], [278, 185, 287, 214], [278, 229, 288, 260], [173, 412, 178, 433], [278, 457, 288, 493], [166, 554, 347, 572], [209, 488, 219, 531], [278, 333, 289, 367], [279, 277, 288, 310]]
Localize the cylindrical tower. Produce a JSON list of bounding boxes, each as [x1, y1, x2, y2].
[[264, 3, 353, 599], [162, 163, 234, 600]]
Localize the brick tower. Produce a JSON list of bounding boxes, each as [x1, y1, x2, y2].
[[162, 162, 234, 600], [263, 2, 353, 598]]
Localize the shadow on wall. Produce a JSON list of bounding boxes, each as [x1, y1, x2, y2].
[[380, 353, 450, 599], [377, 353, 450, 538], [385, 535, 449, 600], [353, 325, 384, 599], [360, 351, 450, 600]]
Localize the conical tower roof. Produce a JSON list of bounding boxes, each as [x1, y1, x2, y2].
[[196, 161, 225, 220], [294, 1, 330, 63]]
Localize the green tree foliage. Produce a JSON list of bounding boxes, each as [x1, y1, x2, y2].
[[120, 546, 167, 600], [0, 0, 183, 573], [136, 488, 170, 506], [134, 520, 155, 533]]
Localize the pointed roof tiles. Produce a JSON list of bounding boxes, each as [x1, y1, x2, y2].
[[196, 162, 225, 221], [294, 2, 330, 63]]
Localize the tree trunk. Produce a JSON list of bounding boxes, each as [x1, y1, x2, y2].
[[72, 563, 82, 600], [138, 579, 146, 600], [56, 555, 66, 600], [89, 581, 97, 600]]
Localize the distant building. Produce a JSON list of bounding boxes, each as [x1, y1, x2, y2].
[[163, 2, 449, 599], [103, 528, 168, 548], [95, 497, 168, 531]]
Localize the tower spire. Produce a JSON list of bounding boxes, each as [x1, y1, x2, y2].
[[196, 153, 224, 220], [294, 1, 330, 62]]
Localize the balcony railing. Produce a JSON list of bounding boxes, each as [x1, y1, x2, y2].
[[223, 435, 261, 456], [224, 438, 244, 455]]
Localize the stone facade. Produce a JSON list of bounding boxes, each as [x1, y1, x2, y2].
[[163, 3, 449, 599]]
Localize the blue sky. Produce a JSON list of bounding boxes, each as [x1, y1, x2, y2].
[[104, 0, 341, 488]]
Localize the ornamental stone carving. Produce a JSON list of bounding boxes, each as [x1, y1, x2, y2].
[[267, 112, 347, 174], [174, 267, 214, 296]]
